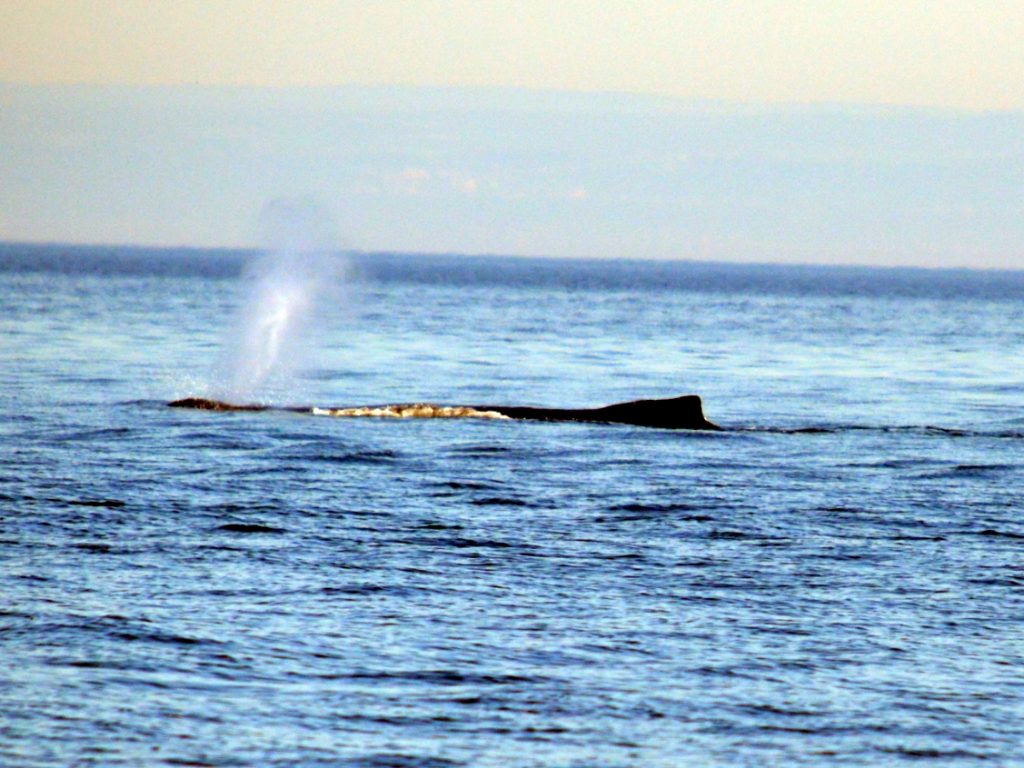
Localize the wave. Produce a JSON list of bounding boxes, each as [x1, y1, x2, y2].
[[735, 425, 1024, 440]]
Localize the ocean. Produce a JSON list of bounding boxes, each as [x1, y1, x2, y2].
[[2, 242, 1023, 766]]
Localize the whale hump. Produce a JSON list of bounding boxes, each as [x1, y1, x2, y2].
[[168, 394, 720, 430], [594, 394, 719, 430], [478, 394, 720, 430]]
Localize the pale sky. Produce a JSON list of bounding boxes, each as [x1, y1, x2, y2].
[[1, 3, 1022, 267], [2, 0, 1023, 110]]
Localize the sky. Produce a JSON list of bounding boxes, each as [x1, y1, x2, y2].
[[1, 1, 1022, 267], [4, 1, 1024, 110]]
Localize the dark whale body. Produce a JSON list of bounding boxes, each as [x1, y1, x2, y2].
[[168, 394, 720, 431], [474, 396, 720, 430]]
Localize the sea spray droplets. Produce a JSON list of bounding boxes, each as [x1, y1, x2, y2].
[[228, 254, 313, 397], [214, 201, 346, 402]]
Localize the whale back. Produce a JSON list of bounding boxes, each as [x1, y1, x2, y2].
[[482, 394, 719, 430], [168, 397, 271, 412], [168, 394, 720, 430], [590, 394, 718, 430]]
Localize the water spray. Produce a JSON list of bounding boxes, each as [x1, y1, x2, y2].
[[212, 200, 344, 402]]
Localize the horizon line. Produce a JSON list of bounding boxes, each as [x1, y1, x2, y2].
[[3, 238, 1021, 276]]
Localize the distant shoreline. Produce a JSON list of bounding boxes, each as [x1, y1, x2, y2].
[[2, 239, 1021, 277], [3, 241, 1022, 302]]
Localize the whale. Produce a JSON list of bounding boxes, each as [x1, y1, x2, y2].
[[168, 394, 721, 430]]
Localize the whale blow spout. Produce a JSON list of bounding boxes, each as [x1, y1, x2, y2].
[[168, 394, 721, 430]]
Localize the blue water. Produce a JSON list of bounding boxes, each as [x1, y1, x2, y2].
[[2, 243, 1024, 766]]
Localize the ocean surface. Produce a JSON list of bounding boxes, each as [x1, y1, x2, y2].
[[2, 242, 1023, 767]]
